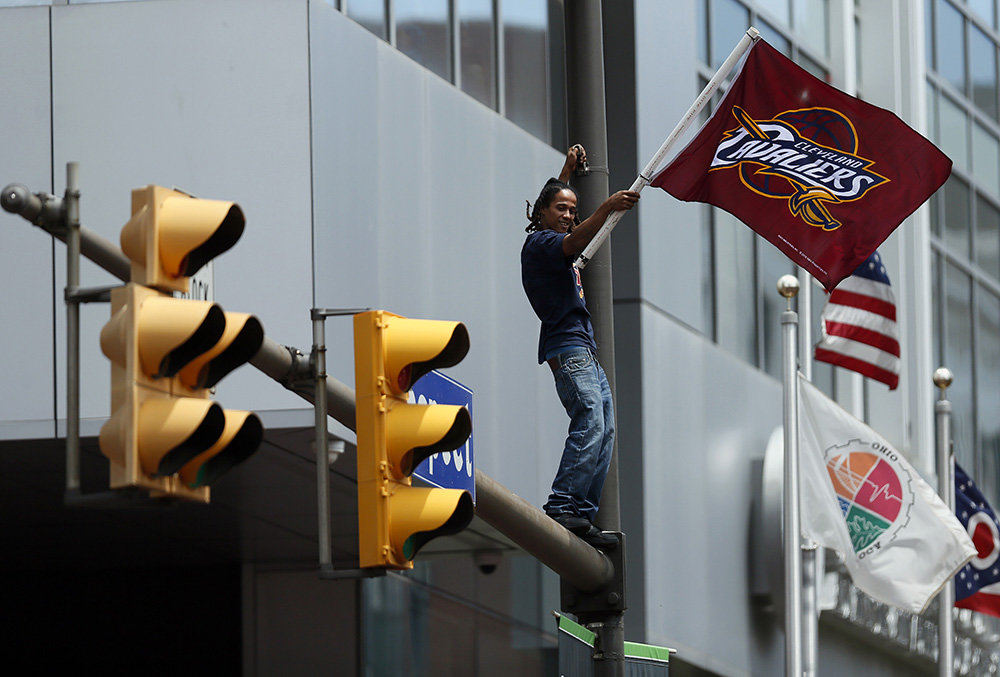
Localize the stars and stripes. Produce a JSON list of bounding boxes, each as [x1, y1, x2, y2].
[[954, 463, 1000, 618], [814, 251, 900, 390]]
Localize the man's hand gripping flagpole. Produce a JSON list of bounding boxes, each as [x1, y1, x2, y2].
[[574, 26, 760, 269]]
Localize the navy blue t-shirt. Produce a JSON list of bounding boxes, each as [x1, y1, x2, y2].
[[521, 229, 597, 364]]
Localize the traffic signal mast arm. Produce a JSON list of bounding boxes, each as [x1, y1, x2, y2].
[[2, 186, 614, 590]]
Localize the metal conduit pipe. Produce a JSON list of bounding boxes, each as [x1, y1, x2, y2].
[[12, 200, 615, 592]]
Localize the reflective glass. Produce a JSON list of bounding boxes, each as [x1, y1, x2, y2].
[[935, 0, 967, 93], [396, 1, 451, 81], [944, 176, 972, 258], [927, 85, 939, 145], [939, 94, 969, 171], [977, 195, 1000, 279], [696, 0, 708, 65], [926, 0, 934, 70], [933, 252, 943, 366], [797, 52, 828, 81], [945, 264, 975, 470], [711, 0, 750, 68], [757, 21, 791, 56], [793, 0, 828, 56], [970, 0, 997, 29], [977, 289, 1000, 503], [459, 0, 496, 108], [503, 1, 549, 142], [760, 238, 794, 377], [970, 25, 998, 120], [347, 0, 387, 39], [713, 208, 757, 364], [757, 0, 791, 25], [973, 122, 1000, 198]]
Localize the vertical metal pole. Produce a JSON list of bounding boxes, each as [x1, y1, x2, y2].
[[934, 367, 955, 677], [797, 267, 819, 677], [65, 162, 81, 493], [313, 310, 333, 573], [563, 3, 623, 674], [778, 274, 803, 677]]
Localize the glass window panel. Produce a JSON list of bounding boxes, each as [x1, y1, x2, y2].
[[935, 0, 967, 93], [396, 1, 451, 81], [978, 289, 1000, 503], [945, 264, 975, 471], [758, 0, 791, 25], [758, 21, 791, 56], [930, 189, 942, 237], [926, 0, 935, 70], [797, 52, 828, 81], [855, 15, 863, 95], [459, 0, 496, 108], [973, 122, 1000, 198], [944, 175, 972, 258], [696, 0, 708, 65], [927, 85, 939, 147], [977, 195, 1000, 279], [713, 208, 756, 364], [347, 0, 387, 39], [760, 238, 794, 377], [793, 0, 829, 57], [933, 252, 943, 366], [970, 0, 997, 30], [503, 1, 549, 143], [939, 94, 969, 171], [711, 0, 750, 69], [970, 25, 998, 120]]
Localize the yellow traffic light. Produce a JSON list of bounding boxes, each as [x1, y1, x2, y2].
[[120, 185, 244, 293], [98, 186, 264, 502], [354, 310, 474, 569]]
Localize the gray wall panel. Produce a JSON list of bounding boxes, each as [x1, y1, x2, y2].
[[309, 1, 568, 502], [638, 304, 782, 674], [49, 0, 313, 420], [0, 7, 54, 427]]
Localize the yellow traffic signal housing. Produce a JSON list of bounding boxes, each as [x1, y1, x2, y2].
[[99, 284, 264, 501], [354, 310, 474, 569], [120, 185, 244, 294]]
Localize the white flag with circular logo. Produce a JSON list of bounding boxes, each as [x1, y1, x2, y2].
[[797, 376, 975, 613]]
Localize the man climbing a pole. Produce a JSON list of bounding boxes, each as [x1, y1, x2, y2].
[[520, 144, 639, 549]]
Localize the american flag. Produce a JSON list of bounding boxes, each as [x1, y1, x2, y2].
[[814, 251, 900, 389], [954, 463, 1000, 619]]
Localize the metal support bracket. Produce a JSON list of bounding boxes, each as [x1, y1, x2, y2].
[[560, 532, 627, 616]]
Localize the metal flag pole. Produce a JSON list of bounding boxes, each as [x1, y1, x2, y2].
[[934, 367, 955, 677], [779, 274, 803, 676], [797, 267, 819, 677], [575, 26, 760, 269]]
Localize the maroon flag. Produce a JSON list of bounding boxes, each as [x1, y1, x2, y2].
[[652, 39, 951, 291]]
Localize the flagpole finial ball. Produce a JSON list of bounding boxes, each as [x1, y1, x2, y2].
[[777, 275, 800, 298], [933, 367, 953, 390]]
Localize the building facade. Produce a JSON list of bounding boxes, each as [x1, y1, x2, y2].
[[0, 0, 997, 674]]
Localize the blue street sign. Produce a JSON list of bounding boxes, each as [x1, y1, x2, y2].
[[409, 370, 475, 504]]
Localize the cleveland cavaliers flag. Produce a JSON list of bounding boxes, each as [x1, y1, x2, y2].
[[652, 39, 952, 291]]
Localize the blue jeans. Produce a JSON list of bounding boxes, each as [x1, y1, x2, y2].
[[542, 347, 615, 523]]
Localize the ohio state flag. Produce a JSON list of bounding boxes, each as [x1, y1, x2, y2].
[[652, 39, 952, 291]]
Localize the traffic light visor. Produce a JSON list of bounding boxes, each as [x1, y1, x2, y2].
[[159, 197, 244, 278], [383, 316, 469, 392], [178, 411, 263, 488], [390, 488, 474, 561], [387, 403, 471, 476], [135, 398, 225, 476], [177, 312, 264, 389]]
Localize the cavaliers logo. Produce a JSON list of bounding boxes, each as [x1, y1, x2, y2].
[[824, 439, 914, 559], [710, 106, 889, 231]]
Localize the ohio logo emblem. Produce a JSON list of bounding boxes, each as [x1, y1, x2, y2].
[[824, 439, 914, 559], [710, 106, 890, 231]]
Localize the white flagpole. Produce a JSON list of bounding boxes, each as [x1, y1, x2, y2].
[[934, 367, 955, 677], [779, 275, 803, 677], [574, 26, 760, 269]]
